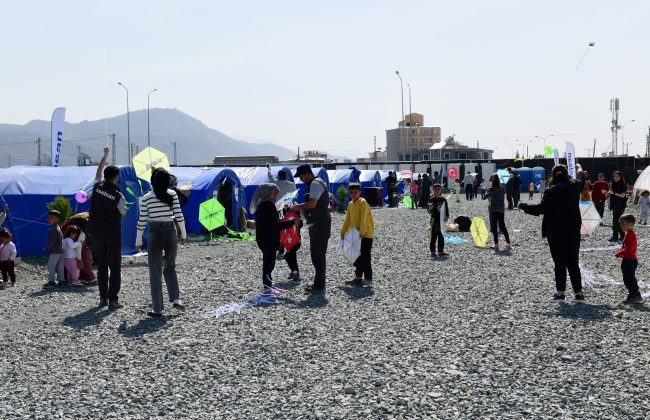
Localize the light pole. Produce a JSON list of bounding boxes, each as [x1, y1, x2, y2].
[[147, 88, 157, 147], [535, 134, 554, 147], [621, 120, 635, 156], [118, 82, 131, 162], [395, 71, 404, 123], [395, 71, 405, 160]]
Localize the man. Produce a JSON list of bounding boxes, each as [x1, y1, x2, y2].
[[291, 165, 331, 293], [385, 171, 397, 208], [505, 168, 515, 210], [592, 173, 609, 219], [88, 146, 126, 309], [462, 172, 475, 200], [512, 170, 521, 207]]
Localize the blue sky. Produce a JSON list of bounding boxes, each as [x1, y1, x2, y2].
[[2, 0, 649, 159]]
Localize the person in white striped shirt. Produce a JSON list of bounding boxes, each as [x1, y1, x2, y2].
[[136, 168, 187, 317]]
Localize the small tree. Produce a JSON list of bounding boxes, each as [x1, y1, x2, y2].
[[46, 196, 72, 225], [336, 186, 348, 213]]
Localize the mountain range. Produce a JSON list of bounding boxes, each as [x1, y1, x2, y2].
[[0, 108, 298, 167]]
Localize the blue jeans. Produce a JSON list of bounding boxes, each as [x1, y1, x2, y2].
[[147, 222, 180, 312]]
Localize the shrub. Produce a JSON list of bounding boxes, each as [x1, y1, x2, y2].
[[336, 186, 348, 213], [46, 196, 72, 225]]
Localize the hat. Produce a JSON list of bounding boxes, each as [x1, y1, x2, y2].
[[293, 164, 313, 178], [48, 210, 61, 216]]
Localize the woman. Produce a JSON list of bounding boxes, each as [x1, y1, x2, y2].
[[484, 174, 511, 250], [410, 178, 419, 209], [608, 171, 628, 242], [580, 171, 592, 202], [418, 174, 432, 208], [136, 168, 187, 317], [519, 165, 584, 301], [250, 184, 297, 289]]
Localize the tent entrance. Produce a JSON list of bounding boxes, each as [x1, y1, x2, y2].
[[214, 180, 234, 228]]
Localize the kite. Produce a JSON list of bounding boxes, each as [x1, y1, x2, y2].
[[132, 147, 171, 182], [202, 286, 282, 319], [337, 227, 361, 265], [579, 201, 602, 237], [543, 145, 554, 156], [470, 217, 489, 248], [280, 211, 300, 251], [275, 190, 299, 211], [199, 198, 226, 232], [576, 42, 596, 70]]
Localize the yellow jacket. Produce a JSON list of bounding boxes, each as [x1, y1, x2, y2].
[[341, 198, 375, 238]]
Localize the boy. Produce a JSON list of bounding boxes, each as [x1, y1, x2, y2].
[[0, 228, 17, 287], [615, 214, 641, 304], [46, 210, 65, 287], [428, 184, 449, 257], [341, 183, 374, 286], [528, 181, 535, 200]]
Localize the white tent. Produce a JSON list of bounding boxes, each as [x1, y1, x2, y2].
[[633, 165, 650, 196]]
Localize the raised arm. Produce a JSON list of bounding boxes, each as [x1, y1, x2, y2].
[[96, 146, 110, 181]]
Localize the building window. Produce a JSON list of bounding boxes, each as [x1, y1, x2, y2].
[[443, 152, 450, 159], [459, 153, 467, 159], [408, 138, 415, 146], [424, 138, 433, 145]]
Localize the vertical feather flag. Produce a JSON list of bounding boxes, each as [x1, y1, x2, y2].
[[566, 142, 576, 178], [51, 107, 66, 167]]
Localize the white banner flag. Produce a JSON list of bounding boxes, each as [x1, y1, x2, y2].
[[553, 149, 560, 167], [566, 142, 576, 179], [51, 107, 66, 167]]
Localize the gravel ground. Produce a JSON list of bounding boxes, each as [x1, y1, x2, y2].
[[1, 196, 649, 419]]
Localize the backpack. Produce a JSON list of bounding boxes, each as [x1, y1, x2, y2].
[[454, 216, 472, 232]]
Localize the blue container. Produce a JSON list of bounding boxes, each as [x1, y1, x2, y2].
[[531, 167, 546, 192]]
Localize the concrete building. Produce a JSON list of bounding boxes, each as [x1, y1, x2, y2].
[[213, 155, 279, 166], [357, 150, 388, 163], [429, 136, 494, 160], [386, 113, 441, 161]]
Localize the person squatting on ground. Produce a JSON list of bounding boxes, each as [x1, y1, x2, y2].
[[638, 190, 649, 225], [136, 168, 188, 317], [45, 210, 65, 287], [88, 146, 126, 309], [519, 165, 585, 301], [615, 214, 641, 304], [0, 228, 17, 287], [484, 174, 512, 251], [63, 225, 83, 287], [591, 173, 609, 219], [292, 165, 332, 294], [341, 183, 375, 286], [608, 170, 628, 242], [427, 184, 449, 257]]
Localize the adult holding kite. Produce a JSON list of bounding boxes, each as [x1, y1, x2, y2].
[[250, 184, 298, 289], [607, 171, 628, 242], [292, 165, 331, 294], [88, 146, 126, 310], [519, 165, 585, 301], [136, 168, 187, 317]]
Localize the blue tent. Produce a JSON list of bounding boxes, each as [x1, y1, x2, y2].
[[170, 167, 245, 233], [327, 168, 361, 194], [359, 170, 381, 192], [295, 167, 330, 202], [0, 165, 148, 257]]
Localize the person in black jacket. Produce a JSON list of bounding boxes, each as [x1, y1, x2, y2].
[[505, 168, 515, 210], [519, 165, 585, 301], [251, 184, 298, 289]]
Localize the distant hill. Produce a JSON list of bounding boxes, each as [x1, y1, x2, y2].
[[0, 108, 297, 167]]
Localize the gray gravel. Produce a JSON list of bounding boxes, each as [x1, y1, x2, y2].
[[1, 197, 649, 419]]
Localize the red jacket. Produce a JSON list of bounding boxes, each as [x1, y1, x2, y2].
[[592, 180, 609, 203], [615, 230, 637, 260]]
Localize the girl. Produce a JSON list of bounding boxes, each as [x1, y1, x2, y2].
[[519, 165, 585, 301], [608, 171, 628, 241], [580, 171, 592, 202], [251, 184, 298, 289], [639, 190, 649, 225], [136, 168, 187, 317], [484, 174, 512, 251], [411, 177, 419, 209], [0, 228, 17, 287], [282, 207, 303, 282], [63, 225, 83, 287]]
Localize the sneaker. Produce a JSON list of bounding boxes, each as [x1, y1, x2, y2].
[[10, 282, 15, 287], [351, 279, 364, 287], [99, 298, 109, 308], [489, 244, 500, 251], [304, 285, 325, 294], [147, 311, 163, 318], [292, 274, 301, 282], [431, 252, 437, 258], [172, 301, 186, 311], [71, 281, 83, 287], [346, 278, 362, 285], [624, 293, 643, 304], [438, 252, 449, 257], [108, 301, 123, 310], [505, 243, 512, 250], [56, 282, 65, 287], [574, 292, 585, 301], [552, 293, 566, 301], [287, 272, 296, 280]]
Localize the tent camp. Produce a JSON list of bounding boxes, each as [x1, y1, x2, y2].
[[295, 167, 330, 202], [0, 165, 148, 257], [229, 166, 296, 217], [327, 168, 361, 194], [170, 167, 245, 233]]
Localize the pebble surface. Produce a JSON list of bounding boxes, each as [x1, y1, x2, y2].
[[1, 196, 649, 418]]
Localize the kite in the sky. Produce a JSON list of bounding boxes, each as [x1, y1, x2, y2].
[[576, 42, 596, 70]]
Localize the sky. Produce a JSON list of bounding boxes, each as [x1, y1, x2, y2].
[[1, 0, 649, 159]]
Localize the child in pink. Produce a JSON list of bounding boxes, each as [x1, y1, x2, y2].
[[63, 225, 83, 287], [0, 228, 17, 286]]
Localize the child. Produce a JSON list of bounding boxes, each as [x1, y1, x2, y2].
[[427, 184, 449, 257], [63, 225, 83, 287], [46, 210, 65, 287], [341, 183, 375, 285], [0, 228, 17, 287], [639, 190, 649, 225], [615, 214, 641, 303], [282, 208, 303, 282], [528, 181, 535, 200]]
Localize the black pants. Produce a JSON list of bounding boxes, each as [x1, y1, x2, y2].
[[594, 201, 605, 218], [513, 191, 520, 207], [622, 259, 639, 294], [284, 243, 301, 273], [612, 207, 625, 239], [465, 185, 473, 200], [547, 234, 582, 293], [430, 225, 444, 253], [1, 260, 15, 283], [388, 188, 396, 207], [261, 247, 276, 287], [529, 192, 534, 199], [94, 233, 122, 302], [354, 238, 373, 280], [506, 192, 514, 209], [489, 212, 510, 244], [309, 222, 331, 289]]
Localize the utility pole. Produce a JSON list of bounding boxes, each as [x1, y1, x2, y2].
[[111, 134, 116, 165], [297, 147, 300, 162], [646, 127, 650, 158], [593, 139, 597, 158], [35, 137, 42, 166], [171, 141, 177, 166]]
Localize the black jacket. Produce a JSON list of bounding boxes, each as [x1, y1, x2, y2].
[[519, 180, 582, 238], [255, 201, 293, 251]]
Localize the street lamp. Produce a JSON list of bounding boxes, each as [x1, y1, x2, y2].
[[147, 88, 158, 147], [621, 120, 635, 156], [534, 134, 554, 147], [118, 82, 131, 162], [395, 71, 404, 123], [395, 71, 405, 160]]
